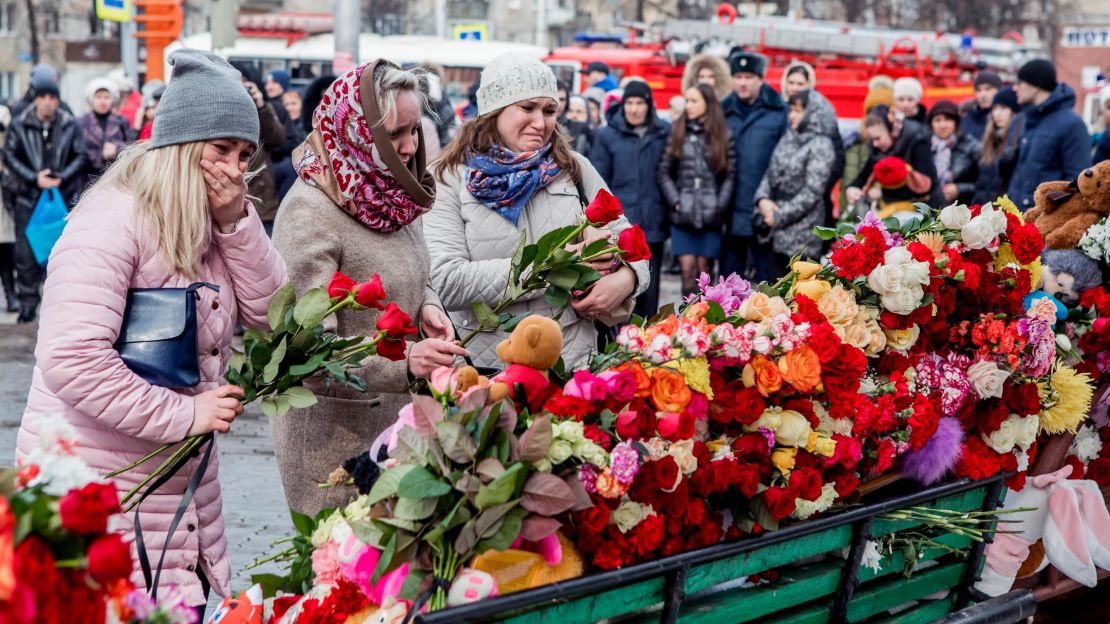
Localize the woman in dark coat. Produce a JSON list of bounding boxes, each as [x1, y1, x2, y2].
[[657, 84, 734, 295], [927, 99, 981, 206], [973, 88, 1022, 205]]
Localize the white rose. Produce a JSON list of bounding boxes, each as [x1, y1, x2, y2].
[[312, 512, 343, 547], [556, 420, 585, 444], [961, 216, 997, 249], [573, 440, 609, 468], [745, 407, 783, 433], [547, 439, 574, 465], [612, 500, 651, 533], [884, 246, 913, 265], [899, 259, 931, 287], [966, 360, 1010, 399], [867, 263, 904, 295], [983, 205, 1009, 234], [939, 203, 971, 229], [1055, 333, 1073, 352], [881, 286, 923, 315]]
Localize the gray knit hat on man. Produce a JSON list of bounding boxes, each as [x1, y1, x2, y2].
[[476, 53, 558, 116], [150, 49, 260, 149]]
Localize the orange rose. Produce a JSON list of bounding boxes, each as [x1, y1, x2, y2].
[[778, 345, 822, 393], [650, 367, 692, 413], [750, 355, 783, 397], [620, 361, 653, 399], [645, 315, 679, 341], [684, 301, 710, 320]]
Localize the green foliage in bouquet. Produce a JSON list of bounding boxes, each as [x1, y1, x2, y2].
[[357, 391, 585, 610]]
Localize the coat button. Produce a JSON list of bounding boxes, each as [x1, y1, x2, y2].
[[212, 300, 219, 310], [187, 523, 196, 532], [186, 564, 195, 572], [210, 347, 219, 356]]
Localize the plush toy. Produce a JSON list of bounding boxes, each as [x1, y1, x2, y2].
[[488, 315, 564, 406], [342, 597, 409, 624], [1026, 160, 1110, 250], [976, 465, 1110, 596], [206, 585, 264, 624], [1039, 249, 1104, 307], [471, 532, 585, 595], [446, 569, 498, 607]]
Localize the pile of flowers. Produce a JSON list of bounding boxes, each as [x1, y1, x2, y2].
[[242, 198, 1102, 620], [3, 415, 196, 624]]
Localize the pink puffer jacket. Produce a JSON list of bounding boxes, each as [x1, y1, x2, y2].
[[16, 187, 289, 605]]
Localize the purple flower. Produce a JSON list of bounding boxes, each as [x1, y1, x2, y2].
[[689, 272, 752, 315], [757, 427, 776, 451], [610, 442, 640, 485], [125, 591, 157, 620]]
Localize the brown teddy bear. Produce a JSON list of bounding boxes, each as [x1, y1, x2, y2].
[[488, 315, 563, 406], [1025, 159, 1110, 250]]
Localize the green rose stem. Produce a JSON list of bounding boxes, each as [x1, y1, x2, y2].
[[108, 290, 387, 512], [428, 547, 461, 611]]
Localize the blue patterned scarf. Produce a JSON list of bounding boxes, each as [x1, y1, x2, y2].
[[465, 144, 562, 226]]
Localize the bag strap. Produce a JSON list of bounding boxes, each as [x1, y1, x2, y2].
[[186, 282, 220, 295], [573, 177, 588, 209], [133, 432, 214, 601]]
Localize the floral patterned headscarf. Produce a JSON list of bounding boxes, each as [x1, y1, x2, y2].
[[292, 61, 434, 233]]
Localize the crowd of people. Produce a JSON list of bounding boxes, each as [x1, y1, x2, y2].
[[2, 46, 1107, 614]]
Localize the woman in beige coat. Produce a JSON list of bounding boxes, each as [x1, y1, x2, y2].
[[427, 54, 649, 370], [272, 60, 466, 515], [681, 54, 731, 103]]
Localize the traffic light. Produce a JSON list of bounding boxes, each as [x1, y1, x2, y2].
[[133, 0, 183, 81]]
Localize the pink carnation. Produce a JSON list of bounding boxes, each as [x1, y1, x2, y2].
[[312, 541, 342, 586], [578, 464, 600, 493], [610, 442, 640, 485]]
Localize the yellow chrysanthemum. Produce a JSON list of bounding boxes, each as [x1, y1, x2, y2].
[[993, 243, 1043, 289], [995, 195, 1021, 218], [673, 357, 713, 399], [1038, 364, 1094, 435]]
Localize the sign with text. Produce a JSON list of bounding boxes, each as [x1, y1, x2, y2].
[[1061, 26, 1110, 48], [96, 0, 131, 22]]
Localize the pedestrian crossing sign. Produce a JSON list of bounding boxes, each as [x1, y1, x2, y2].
[[452, 23, 488, 41], [96, 0, 131, 22]]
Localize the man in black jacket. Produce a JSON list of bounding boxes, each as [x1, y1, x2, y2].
[[2, 79, 85, 322]]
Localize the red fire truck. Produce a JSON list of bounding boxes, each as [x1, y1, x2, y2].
[[545, 10, 1041, 119]]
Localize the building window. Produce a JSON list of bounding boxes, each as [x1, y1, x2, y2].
[[44, 8, 60, 35], [0, 71, 17, 101], [0, 3, 15, 33]]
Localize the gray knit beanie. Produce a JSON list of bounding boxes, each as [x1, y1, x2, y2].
[[151, 49, 260, 149], [477, 54, 558, 116]]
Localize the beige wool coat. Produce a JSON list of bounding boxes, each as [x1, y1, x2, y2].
[[271, 179, 442, 515], [425, 152, 649, 370]]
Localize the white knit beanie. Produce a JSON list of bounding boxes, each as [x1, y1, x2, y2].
[[477, 54, 558, 116], [86, 77, 119, 105], [892, 77, 923, 101]]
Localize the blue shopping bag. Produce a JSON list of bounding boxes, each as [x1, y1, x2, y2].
[[25, 188, 68, 265]]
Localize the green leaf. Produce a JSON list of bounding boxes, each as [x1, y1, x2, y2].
[[283, 386, 318, 409], [273, 394, 292, 417], [393, 496, 438, 520], [368, 464, 416, 504], [599, 409, 618, 431], [474, 500, 519, 539], [547, 267, 580, 290], [288, 351, 326, 377], [573, 267, 604, 290], [475, 462, 525, 510], [476, 507, 527, 553], [290, 510, 316, 537], [347, 518, 385, 547], [228, 350, 245, 374], [262, 337, 287, 384], [702, 300, 726, 324], [550, 248, 574, 265], [259, 395, 278, 418], [544, 287, 571, 309], [498, 311, 532, 333], [472, 301, 500, 330], [393, 426, 432, 467], [370, 531, 397, 584], [292, 286, 332, 328], [267, 283, 296, 332], [583, 238, 610, 258], [437, 420, 477, 463], [812, 226, 838, 241], [398, 465, 452, 498]]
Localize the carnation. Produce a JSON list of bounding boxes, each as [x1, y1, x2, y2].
[[791, 483, 839, 520], [1069, 424, 1104, 463], [1079, 216, 1110, 264]]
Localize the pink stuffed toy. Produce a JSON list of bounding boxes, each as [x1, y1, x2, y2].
[[977, 464, 1110, 595], [337, 533, 410, 605]]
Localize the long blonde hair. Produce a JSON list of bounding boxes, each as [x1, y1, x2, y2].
[[76, 141, 211, 279]]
